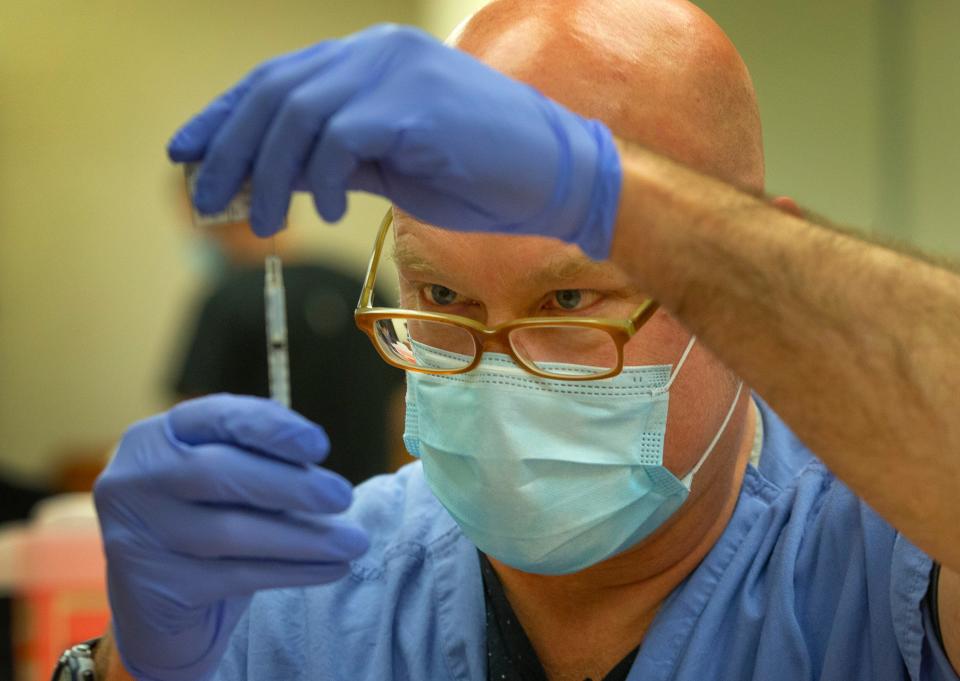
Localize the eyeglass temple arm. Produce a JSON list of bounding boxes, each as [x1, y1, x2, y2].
[[358, 210, 395, 309], [628, 299, 660, 331]]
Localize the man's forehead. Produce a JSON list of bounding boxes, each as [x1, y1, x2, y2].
[[392, 213, 631, 290], [452, 0, 765, 192]]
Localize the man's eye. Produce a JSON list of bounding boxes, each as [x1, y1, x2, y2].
[[553, 289, 583, 310], [427, 284, 460, 306]]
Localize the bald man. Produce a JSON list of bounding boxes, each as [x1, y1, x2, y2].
[[81, 2, 960, 681]]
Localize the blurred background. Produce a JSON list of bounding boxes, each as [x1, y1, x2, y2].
[[3, 0, 960, 497], [0, 0, 957, 678]]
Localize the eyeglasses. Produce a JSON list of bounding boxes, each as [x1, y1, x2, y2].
[[354, 210, 660, 380]]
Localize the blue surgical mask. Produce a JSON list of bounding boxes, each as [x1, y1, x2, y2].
[[403, 338, 743, 575]]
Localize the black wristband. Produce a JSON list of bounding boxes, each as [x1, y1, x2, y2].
[[927, 562, 945, 653]]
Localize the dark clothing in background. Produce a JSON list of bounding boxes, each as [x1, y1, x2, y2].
[[0, 478, 48, 525], [171, 263, 403, 485]]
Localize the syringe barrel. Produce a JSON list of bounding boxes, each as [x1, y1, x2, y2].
[[264, 255, 291, 408]]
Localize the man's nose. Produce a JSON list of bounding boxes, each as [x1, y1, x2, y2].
[[482, 336, 513, 356], [481, 309, 520, 356]]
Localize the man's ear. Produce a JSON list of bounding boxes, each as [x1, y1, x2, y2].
[[771, 196, 803, 218]]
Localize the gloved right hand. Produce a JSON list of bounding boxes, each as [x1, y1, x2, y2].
[[93, 395, 369, 681], [168, 24, 622, 260]]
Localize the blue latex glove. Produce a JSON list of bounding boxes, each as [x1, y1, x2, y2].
[[93, 395, 369, 681], [168, 24, 622, 260]]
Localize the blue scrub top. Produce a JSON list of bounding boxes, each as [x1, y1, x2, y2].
[[213, 399, 959, 680]]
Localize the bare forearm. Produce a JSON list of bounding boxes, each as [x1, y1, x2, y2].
[[611, 141, 960, 570], [94, 630, 135, 681]]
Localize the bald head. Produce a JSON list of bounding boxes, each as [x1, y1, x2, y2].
[[451, 0, 764, 192]]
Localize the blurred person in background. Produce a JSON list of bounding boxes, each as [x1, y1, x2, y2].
[[170, 192, 408, 484]]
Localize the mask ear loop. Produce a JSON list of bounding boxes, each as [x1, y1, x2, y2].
[[651, 335, 698, 396], [679, 380, 745, 490]]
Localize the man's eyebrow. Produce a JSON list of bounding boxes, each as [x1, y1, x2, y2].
[[391, 241, 444, 276], [392, 241, 626, 290], [526, 255, 609, 287]]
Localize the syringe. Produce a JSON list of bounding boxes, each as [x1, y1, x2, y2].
[[264, 252, 291, 408], [183, 162, 292, 408]]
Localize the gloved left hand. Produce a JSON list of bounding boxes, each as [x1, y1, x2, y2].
[[94, 395, 369, 681], [168, 24, 622, 260]]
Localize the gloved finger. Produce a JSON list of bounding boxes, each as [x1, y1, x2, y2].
[[167, 42, 333, 164], [156, 501, 369, 562], [305, 100, 400, 223], [167, 85, 251, 163], [159, 443, 352, 514], [180, 555, 354, 604], [192, 43, 346, 218], [386, 181, 499, 235], [168, 394, 330, 465], [348, 161, 388, 196], [249, 63, 373, 233]]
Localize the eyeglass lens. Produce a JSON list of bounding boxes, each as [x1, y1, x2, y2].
[[373, 318, 618, 376], [374, 318, 477, 370], [508, 326, 619, 376]]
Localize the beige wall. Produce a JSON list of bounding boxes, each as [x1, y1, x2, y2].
[[697, 0, 884, 230], [911, 3, 960, 254], [0, 1, 414, 482], [1, 0, 956, 482], [695, 0, 959, 254], [419, 0, 489, 38]]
